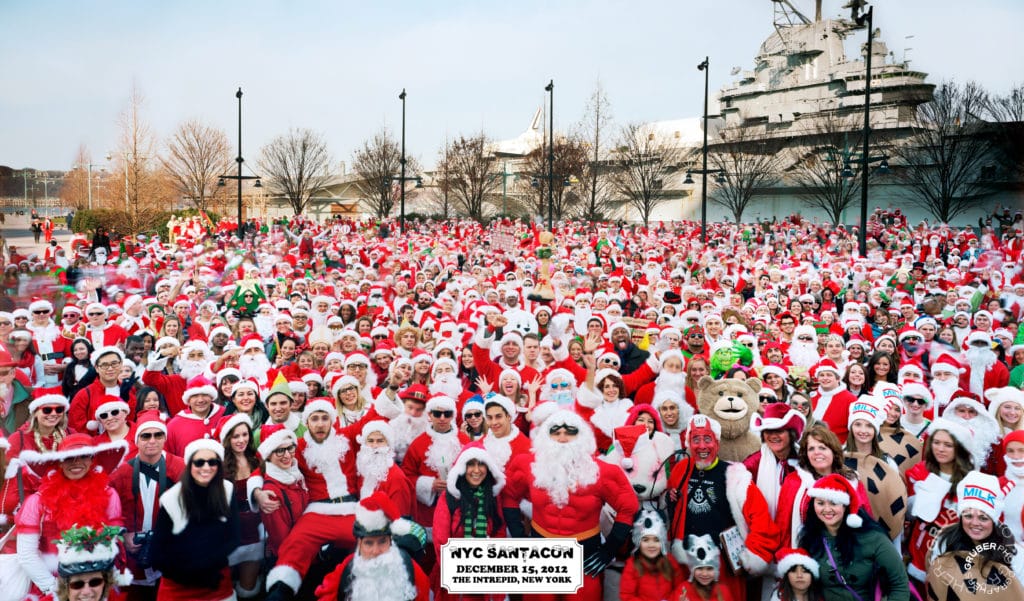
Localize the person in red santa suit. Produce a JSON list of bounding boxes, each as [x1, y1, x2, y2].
[[502, 409, 639, 601], [809, 359, 855, 444], [666, 414, 779, 601], [354, 420, 413, 510], [82, 302, 128, 349], [400, 393, 468, 571], [165, 375, 225, 457], [68, 346, 138, 434], [2, 435, 126, 599], [313, 492, 429, 601], [25, 299, 69, 389], [472, 314, 540, 386], [116, 294, 150, 338], [1000, 430, 1024, 544], [142, 339, 215, 416], [108, 410, 185, 601], [263, 398, 404, 601], [478, 394, 531, 473], [959, 331, 1010, 399]]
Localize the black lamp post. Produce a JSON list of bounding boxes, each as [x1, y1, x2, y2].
[[217, 88, 261, 239], [399, 88, 407, 233], [545, 80, 554, 231], [698, 58, 710, 243], [848, 0, 873, 257]]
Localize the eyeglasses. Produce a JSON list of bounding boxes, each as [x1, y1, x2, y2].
[[338, 386, 357, 394], [431, 410, 454, 418], [32, 309, 50, 315], [68, 577, 105, 590], [372, 334, 388, 339], [758, 396, 777, 403], [96, 361, 122, 370], [39, 405, 65, 415], [87, 312, 105, 317], [549, 425, 579, 436], [98, 409, 123, 420], [904, 397, 928, 406], [272, 444, 297, 457], [549, 382, 571, 389], [347, 364, 368, 370], [138, 431, 166, 441], [464, 411, 482, 419], [191, 458, 221, 468], [797, 336, 814, 342]]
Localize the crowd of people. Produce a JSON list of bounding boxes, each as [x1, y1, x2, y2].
[[0, 205, 1022, 601]]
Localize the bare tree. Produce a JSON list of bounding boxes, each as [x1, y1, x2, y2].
[[436, 133, 500, 222], [351, 128, 421, 219], [892, 80, 998, 223], [258, 128, 333, 215], [518, 136, 588, 222], [707, 127, 783, 223], [608, 123, 680, 227], [423, 137, 455, 219], [576, 81, 618, 221], [60, 145, 92, 210], [788, 114, 868, 226], [161, 119, 232, 213], [114, 84, 170, 234]]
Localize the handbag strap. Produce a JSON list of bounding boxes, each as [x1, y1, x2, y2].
[[822, 536, 865, 601]]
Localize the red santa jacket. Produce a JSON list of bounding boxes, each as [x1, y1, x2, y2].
[[85, 322, 128, 349], [141, 370, 188, 416], [811, 384, 856, 444], [165, 405, 226, 457], [315, 549, 429, 601], [402, 428, 470, 526], [69, 380, 138, 433], [259, 465, 309, 557]]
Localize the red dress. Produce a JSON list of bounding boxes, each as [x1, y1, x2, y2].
[[619, 555, 685, 601]]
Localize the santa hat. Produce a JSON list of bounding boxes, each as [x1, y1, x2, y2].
[[399, 384, 429, 404], [612, 424, 647, 471], [20, 435, 128, 479], [483, 394, 516, 418], [183, 438, 224, 464], [231, 379, 261, 397], [344, 352, 370, 367], [216, 368, 242, 386], [431, 357, 458, 377], [446, 445, 505, 498], [760, 365, 788, 380], [257, 423, 297, 461], [809, 359, 841, 380], [133, 410, 168, 444], [353, 491, 413, 538], [956, 471, 1004, 522], [775, 547, 820, 579], [155, 336, 181, 350], [242, 335, 265, 352], [751, 404, 806, 438], [806, 473, 864, 528], [530, 401, 560, 430], [927, 418, 977, 466], [685, 414, 721, 447], [182, 375, 218, 404], [356, 420, 394, 447], [897, 326, 921, 342], [426, 394, 457, 414], [302, 398, 338, 425], [847, 395, 887, 432], [964, 330, 992, 349], [29, 393, 70, 415], [985, 387, 1024, 423], [94, 397, 131, 421], [900, 382, 934, 410], [631, 508, 669, 555], [216, 413, 252, 446], [897, 361, 924, 382], [90, 346, 125, 367], [930, 353, 964, 376]]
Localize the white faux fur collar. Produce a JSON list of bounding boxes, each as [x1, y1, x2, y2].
[[159, 480, 234, 534]]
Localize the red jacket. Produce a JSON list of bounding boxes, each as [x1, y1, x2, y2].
[[69, 380, 138, 433], [260, 468, 309, 557], [619, 555, 685, 601]]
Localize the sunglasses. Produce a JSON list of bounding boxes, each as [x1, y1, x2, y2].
[[549, 382, 571, 389], [464, 411, 483, 419], [68, 577, 105, 590], [32, 309, 50, 315], [430, 410, 454, 418], [138, 431, 166, 441], [549, 425, 580, 436], [87, 312, 105, 317], [758, 396, 778, 403], [0, 322, 10, 326], [98, 409, 123, 420], [191, 458, 221, 468], [797, 336, 814, 342], [904, 397, 928, 406], [39, 405, 65, 415], [272, 444, 297, 457]]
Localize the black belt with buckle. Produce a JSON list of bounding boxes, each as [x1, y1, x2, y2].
[[312, 494, 358, 504], [41, 352, 64, 361]]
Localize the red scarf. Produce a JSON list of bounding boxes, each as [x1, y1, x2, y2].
[[38, 468, 111, 532]]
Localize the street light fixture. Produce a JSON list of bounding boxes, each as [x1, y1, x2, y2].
[[846, 0, 874, 257], [545, 80, 554, 231], [399, 88, 408, 233], [217, 88, 261, 239]]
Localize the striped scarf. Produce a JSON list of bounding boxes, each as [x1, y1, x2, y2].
[[462, 487, 489, 538]]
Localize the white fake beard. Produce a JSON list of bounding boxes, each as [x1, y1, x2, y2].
[[390, 413, 428, 460], [965, 346, 997, 395], [356, 445, 395, 499], [531, 434, 599, 508], [179, 359, 207, 381], [302, 432, 351, 499], [429, 375, 463, 399], [349, 545, 417, 601], [239, 353, 272, 383], [788, 341, 820, 370], [654, 371, 686, 396], [425, 429, 464, 477], [1004, 456, 1024, 482], [930, 377, 960, 409], [253, 316, 275, 339]]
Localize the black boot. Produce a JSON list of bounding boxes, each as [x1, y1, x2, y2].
[[265, 582, 295, 601]]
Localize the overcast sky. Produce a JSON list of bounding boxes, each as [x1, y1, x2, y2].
[[1, 0, 1020, 171]]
